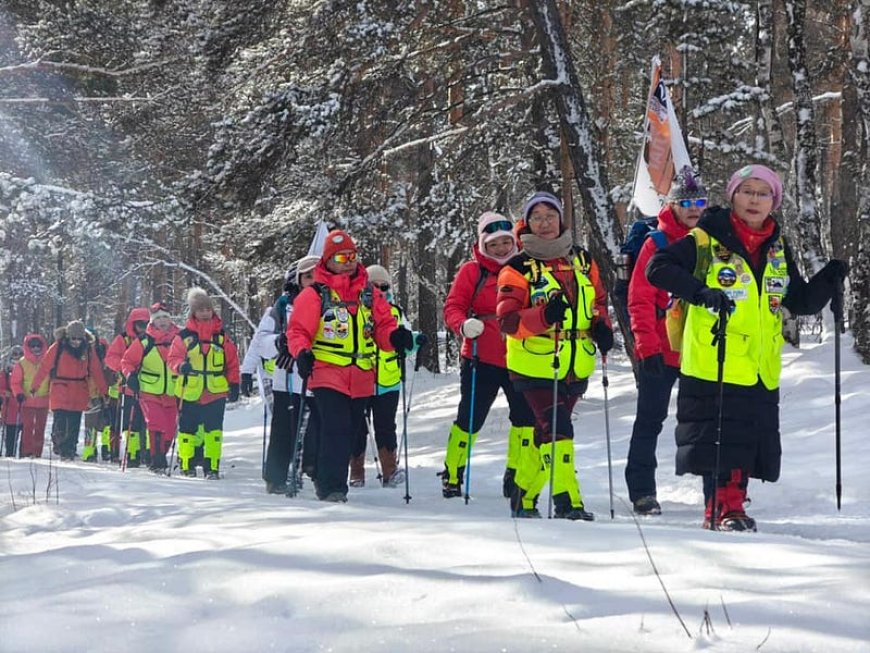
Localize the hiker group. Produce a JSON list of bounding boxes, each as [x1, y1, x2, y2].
[[1, 289, 242, 479], [434, 164, 846, 531], [2, 163, 848, 531]]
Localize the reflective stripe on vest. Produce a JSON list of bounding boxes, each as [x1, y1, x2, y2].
[[681, 234, 788, 389], [137, 338, 177, 397], [312, 287, 377, 371], [176, 334, 230, 401], [20, 358, 50, 397], [376, 305, 403, 387], [505, 255, 597, 381]]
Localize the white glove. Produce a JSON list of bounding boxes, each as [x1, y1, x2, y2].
[[460, 317, 485, 339]]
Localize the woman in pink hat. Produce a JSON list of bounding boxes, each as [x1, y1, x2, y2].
[[648, 164, 849, 532]]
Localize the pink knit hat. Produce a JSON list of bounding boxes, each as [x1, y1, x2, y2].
[[726, 164, 783, 211], [477, 212, 517, 263]]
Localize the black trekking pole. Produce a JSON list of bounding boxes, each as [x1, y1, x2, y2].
[[463, 339, 479, 505], [547, 326, 561, 519], [833, 280, 845, 510], [287, 376, 308, 498], [709, 304, 729, 531], [601, 353, 615, 519], [399, 350, 412, 504]]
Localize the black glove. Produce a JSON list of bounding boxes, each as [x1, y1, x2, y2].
[[241, 373, 253, 397], [296, 349, 315, 379], [275, 333, 293, 370], [693, 287, 734, 314], [389, 326, 414, 352], [16, 393, 25, 403], [228, 383, 240, 403], [125, 374, 140, 394], [178, 362, 193, 376], [820, 259, 849, 283], [592, 320, 614, 354], [638, 353, 665, 376], [415, 333, 429, 348], [543, 293, 569, 325]]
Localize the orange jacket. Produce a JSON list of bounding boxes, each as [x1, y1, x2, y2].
[[31, 328, 108, 412]]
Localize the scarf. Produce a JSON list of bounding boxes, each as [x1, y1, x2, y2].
[[729, 211, 775, 267], [519, 230, 573, 261]]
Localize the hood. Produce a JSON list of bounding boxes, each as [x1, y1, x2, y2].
[[184, 314, 224, 343], [472, 243, 512, 274], [22, 333, 48, 363], [146, 320, 180, 344], [312, 260, 369, 302], [124, 307, 151, 338], [656, 205, 694, 242]]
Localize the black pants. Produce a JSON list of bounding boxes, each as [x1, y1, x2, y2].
[[4, 424, 21, 457], [453, 358, 535, 433], [624, 365, 679, 501], [352, 391, 401, 457], [312, 388, 367, 498], [51, 409, 83, 458], [269, 392, 322, 483]]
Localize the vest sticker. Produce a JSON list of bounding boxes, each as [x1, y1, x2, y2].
[[740, 274, 752, 284], [717, 267, 738, 287], [768, 295, 782, 313], [714, 244, 732, 262], [322, 324, 335, 340], [723, 288, 747, 301], [336, 307, 349, 323], [336, 321, 349, 339], [765, 277, 786, 293]]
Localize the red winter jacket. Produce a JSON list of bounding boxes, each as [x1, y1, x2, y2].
[[1, 369, 21, 424], [11, 333, 50, 410], [288, 261, 397, 399], [443, 245, 507, 368], [122, 322, 181, 408], [31, 329, 108, 412], [629, 204, 692, 367], [105, 307, 150, 395], [168, 315, 240, 405]]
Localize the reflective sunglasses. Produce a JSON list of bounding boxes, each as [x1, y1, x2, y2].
[[27, 340, 42, 349], [677, 198, 708, 208], [482, 220, 513, 234], [375, 283, 390, 292], [332, 251, 358, 264]]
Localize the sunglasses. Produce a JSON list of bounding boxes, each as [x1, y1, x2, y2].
[[332, 252, 358, 264], [677, 198, 707, 208], [68, 337, 83, 343], [375, 283, 390, 292], [27, 341, 42, 348], [482, 220, 513, 234]]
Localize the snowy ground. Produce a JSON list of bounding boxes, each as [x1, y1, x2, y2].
[[1, 330, 868, 653]]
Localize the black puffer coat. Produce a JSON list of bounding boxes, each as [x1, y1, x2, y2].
[[646, 207, 838, 481]]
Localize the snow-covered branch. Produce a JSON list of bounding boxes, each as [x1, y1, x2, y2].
[[0, 58, 175, 78]]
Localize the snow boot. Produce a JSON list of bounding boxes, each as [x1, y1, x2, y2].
[[632, 495, 662, 516], [349, 452, 366, 488], [550, 440, 594, 521], [379, 447, 404, 487], [704, 470, 755, 532], [442, 423, 475, 497], [440, 466, 464, 498]]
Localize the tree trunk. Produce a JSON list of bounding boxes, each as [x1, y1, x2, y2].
[[849, 0, 870, 362], [526, 0, 624, 327], [785, 0, 827, 272]]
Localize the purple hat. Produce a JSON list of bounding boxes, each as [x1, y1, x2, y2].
[[726, 164, 783, 211], [522, 191, 563, 224]]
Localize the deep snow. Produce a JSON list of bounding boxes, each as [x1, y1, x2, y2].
[[1, 331, 868, 653]]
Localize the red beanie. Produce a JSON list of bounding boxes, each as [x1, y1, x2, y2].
[[322, 230, 357, 261]]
